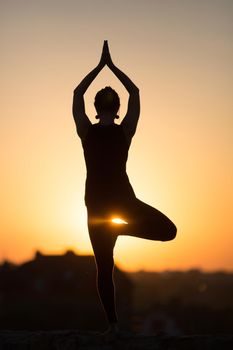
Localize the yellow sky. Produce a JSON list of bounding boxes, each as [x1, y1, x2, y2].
[[1, 0, 233, 271]]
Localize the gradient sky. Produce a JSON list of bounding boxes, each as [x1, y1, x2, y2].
[[1, 0, 233, 271]]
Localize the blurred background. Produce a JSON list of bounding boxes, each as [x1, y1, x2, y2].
[[1, 0, 233, 334], [1, 251, 233, 334]]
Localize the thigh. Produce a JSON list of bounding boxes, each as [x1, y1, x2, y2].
[[114, 198, 176, 241], [87, 211, 118, 267]]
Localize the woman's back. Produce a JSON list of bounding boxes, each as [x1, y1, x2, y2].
[[82, 123, 135, 208]]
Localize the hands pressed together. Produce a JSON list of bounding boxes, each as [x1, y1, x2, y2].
[[73, 40, 140, 141], [99, 40, 114, 68]]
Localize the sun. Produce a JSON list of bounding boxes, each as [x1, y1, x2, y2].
[[111, 218, 128, 225]]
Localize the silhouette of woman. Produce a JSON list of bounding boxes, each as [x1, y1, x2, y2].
[[73, 41, 176, 335]]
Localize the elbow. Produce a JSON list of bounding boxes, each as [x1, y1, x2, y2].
[[126, 84, 139, 95], [129, 86, 140, 96], [73, 85, 83, 95]]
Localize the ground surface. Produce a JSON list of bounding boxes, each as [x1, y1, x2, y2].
[[0, 330, 233, 349]]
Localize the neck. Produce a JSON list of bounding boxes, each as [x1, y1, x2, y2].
[[98, 114, 116, 125], [99, 120, 115, 125]]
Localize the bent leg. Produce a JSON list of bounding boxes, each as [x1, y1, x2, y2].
[[88, 217, 118, 324], [113, 198, 177, 242]]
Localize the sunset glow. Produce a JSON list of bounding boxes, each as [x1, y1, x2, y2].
[[111, 218, 128, 225], [1, 0, 233, 271]]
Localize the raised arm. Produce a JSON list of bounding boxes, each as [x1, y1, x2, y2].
[[72, 44, 106, 140], [105, 42, 140, 142]]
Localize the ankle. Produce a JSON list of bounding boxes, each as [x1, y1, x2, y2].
[[109, 322, 119, 333]]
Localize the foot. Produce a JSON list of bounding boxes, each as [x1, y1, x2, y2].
[[101, 323, 119, 342]]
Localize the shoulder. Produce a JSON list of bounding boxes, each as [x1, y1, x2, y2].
[[115, 124, 132, 147], [119, 123, 132, 146], [82, 123, 103, 142]]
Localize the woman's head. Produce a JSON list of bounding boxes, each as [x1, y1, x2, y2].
[[94, 87, 120, 116]]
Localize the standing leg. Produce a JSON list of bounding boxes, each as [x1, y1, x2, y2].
[[88, 216, 118, 326]]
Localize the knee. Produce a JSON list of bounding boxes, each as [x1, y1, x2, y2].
[[162, 222, 177, 242], [170, 223, 177, 240]]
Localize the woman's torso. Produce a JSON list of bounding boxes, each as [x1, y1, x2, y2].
[[82, 123, 136, 209]]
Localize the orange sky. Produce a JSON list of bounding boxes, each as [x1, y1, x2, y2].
[[1, 0, 233, 271]]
